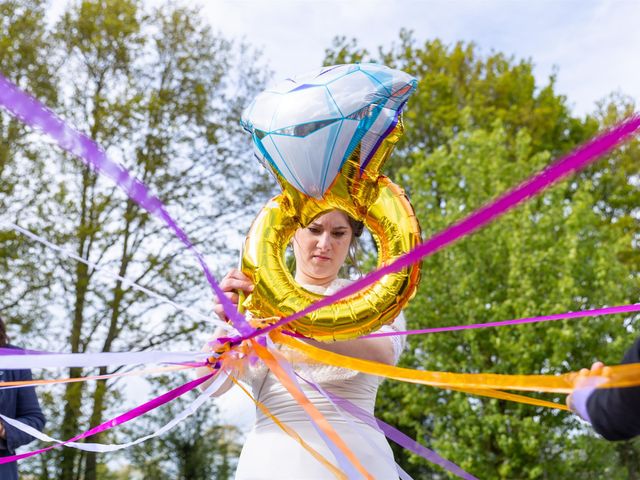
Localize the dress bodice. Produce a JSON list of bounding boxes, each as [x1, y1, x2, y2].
[[234, 278, 404, 479]]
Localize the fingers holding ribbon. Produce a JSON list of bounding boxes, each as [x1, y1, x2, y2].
[[213, 268, 255, 322]]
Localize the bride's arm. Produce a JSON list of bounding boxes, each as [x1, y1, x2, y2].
[[303, 336, 396, 365], [302, 312, 407, 366]]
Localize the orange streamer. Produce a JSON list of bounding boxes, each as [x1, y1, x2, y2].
[[274, 332, 640, 398], [252, 340, 374, 480], [449, 387, 568, 411]]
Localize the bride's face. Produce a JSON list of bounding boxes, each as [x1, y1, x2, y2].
[[293, 210, 353, 287]]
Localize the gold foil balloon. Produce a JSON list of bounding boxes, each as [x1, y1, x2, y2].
[[240, 64, 421, 341]]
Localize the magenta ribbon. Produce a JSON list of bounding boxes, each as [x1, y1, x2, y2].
[[360, 303, 640, 339], [0, 73, 251, 335], [0, 371, 216, 464], [238, 114, 640, 341]]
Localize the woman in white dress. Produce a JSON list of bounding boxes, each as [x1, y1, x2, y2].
[[210, 210, 406, 479]]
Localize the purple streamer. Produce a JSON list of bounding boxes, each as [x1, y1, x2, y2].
[[298, 375, 478, 480], [359, 100, 404, 174], [0, 347, 53, 355], [238, 114, 640, 342], [0, 371, 216, 464], [360, 303, 640, 339], [0, 73, 252, 336]]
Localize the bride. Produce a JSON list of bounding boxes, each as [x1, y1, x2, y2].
[[206, 210, 406, 479]]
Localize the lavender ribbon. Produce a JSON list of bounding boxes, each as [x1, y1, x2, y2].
[[264, 338, 364, 479], [296, 372, 412, 480], [569, 376, 609, 424], [0, 73, 252, 335], [298, 375, 478, 480], [0, 346, 211, 370]]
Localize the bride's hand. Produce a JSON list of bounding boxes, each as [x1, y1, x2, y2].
[[213, 268, 254, 322]]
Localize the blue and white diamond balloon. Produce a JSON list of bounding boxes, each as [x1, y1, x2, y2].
[[241, 63, 417, 198]]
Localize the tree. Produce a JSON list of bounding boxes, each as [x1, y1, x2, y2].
[[325, 34, 639, 478], [389, 119, 636, 478], [125, 374, 242, 480], [1, 1, 272, 479], [0, 0, 59, 333], [326, 30, 596, 178]]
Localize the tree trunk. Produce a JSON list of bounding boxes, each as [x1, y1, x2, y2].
[[84, 205, 133, 480], [58, 169, 92, 480]]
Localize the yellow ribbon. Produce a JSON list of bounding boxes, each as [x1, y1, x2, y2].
[[274, 332, 640, 405]]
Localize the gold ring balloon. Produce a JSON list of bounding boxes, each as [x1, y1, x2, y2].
[[240, 64, 421, 341]]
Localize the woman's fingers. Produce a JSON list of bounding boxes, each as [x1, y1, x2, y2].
[[220, 269, 254, 294], [213, 269, 254, 322], [566, 392, 575, 410], [568, 361, 612, 412], [214, 292, 239, 318]]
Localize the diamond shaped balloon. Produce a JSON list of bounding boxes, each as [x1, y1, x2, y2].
[[241, 63, 417, 198]]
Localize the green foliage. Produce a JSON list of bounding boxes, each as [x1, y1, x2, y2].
[[323, 35, 369, 66], [388, 121, 636, 478], [125, 374, 242, 480], [326, 34, 640, 478]]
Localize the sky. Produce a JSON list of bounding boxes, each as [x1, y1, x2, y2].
[[196, 0, 640, 117], [42, 0, 640, 436]]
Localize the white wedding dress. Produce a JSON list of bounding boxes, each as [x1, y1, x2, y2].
[[234, 279, 406, 480]]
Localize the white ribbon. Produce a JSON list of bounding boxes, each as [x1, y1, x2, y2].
[[0, 370, 228, 453], [0, 350, 211, 370], [5, 222, 234, 332]]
